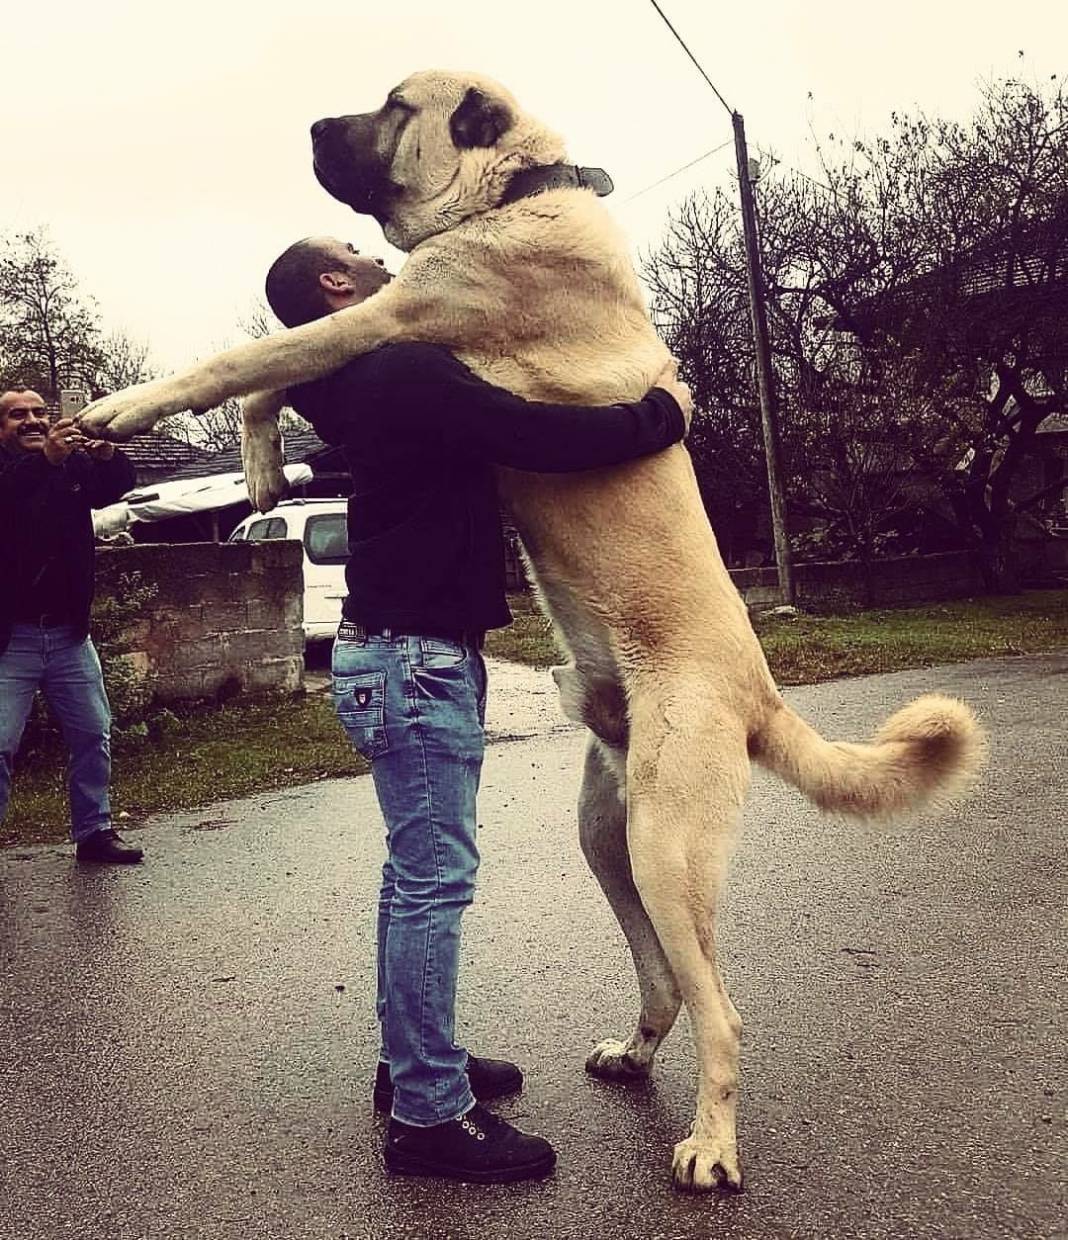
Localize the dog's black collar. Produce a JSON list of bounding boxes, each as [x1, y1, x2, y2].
[[500, 163, 614, 207]]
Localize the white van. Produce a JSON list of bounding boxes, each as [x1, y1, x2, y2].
[[228, 499, 348, 643]]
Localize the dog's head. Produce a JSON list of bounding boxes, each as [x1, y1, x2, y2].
[[311, 71, 566, 250]]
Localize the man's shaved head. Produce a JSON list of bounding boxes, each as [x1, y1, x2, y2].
[[265, 236, 391, 327]]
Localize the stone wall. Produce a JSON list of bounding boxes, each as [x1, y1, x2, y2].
[[730, 550, 986, 612], [95, 541, 304, 703]]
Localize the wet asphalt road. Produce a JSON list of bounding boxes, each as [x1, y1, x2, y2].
[[1, 652, 1065, 1240]]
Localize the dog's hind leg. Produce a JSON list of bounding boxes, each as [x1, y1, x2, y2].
[[578, 734, 683, 1082], [626, 691, 747, 1192]]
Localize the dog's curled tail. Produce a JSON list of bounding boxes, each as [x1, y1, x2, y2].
[[750, 693, 986, 819]]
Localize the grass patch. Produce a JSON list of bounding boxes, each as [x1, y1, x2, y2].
[[484, 590, 563, 667], [2, 695, 365, 848], [488, 589, 1068, 680], [755, 590, 1068, 684], [4, 590, 1064, 849]]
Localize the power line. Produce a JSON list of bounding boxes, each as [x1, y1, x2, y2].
[[647, 0, 733, 116], [621, 139, 734, 205]]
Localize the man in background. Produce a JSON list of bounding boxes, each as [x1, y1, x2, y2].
[[0, 387, 141, 863]]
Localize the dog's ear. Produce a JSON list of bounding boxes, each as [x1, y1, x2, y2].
[[449, 87, 512, 149]]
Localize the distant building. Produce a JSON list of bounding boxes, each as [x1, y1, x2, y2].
[[128, 428, 348, 543]]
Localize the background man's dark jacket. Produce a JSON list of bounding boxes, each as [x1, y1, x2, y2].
[[0, 448, 135, 655]]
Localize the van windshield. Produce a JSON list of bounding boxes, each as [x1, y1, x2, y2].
[[305, 513, 349, 565]]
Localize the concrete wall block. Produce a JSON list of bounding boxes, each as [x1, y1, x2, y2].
[[153, 669, 211, 703], [742, 584, 786, 609], [161, 636, 225, 673], [248, 540, 304, 572], [245, 656, 304, 694], [147, 606, 207, 643], [254, 567, 305, 599], [284, 593, 304, 629], [246, 597, 289, 629], [207, 601, 253, 634], [219, 629, 302, 666]]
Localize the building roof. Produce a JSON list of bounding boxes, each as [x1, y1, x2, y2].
[[115, 431, 212, 472], [832, 212, 1068, 339], [160, 427, 343, 482]]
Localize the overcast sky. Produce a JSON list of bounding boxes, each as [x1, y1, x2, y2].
[[3, 0, 1064, 372]]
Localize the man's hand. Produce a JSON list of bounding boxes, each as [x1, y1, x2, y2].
[[42, 418, 86, 466], [652, 359, 694, 433], [82, 438, 116, 461]]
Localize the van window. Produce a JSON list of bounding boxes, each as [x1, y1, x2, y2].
[[305, 513, 349, 565], [247, 517, 288, 541]]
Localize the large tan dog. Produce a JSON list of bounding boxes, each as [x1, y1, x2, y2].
[[81, 70, 985, 1192]]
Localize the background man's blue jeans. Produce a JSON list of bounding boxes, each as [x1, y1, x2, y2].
[[0, 624, 113, 841], [332, 629, 487, 1127]]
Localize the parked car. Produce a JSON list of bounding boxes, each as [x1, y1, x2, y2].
[[228, 499, 348, 643]]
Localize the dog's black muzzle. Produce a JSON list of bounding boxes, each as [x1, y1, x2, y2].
[[311, 114, 395, 219]]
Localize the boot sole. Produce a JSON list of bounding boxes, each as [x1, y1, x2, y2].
[[75, 853, 143, 864], [384, 1147, 556, 1184]]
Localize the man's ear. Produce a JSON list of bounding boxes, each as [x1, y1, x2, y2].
[[449, 87, 512, 149], [319, 271, 351, 294]]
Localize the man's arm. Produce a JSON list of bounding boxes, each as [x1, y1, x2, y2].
[[372, 344, 690, 472], [77, 445, 136, 509]]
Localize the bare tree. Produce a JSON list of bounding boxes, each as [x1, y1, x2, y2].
[[95, 329, 156, 393], [807, 78, 1068, 588], [645, 75, 1068, 589], [0, 229, 104, 397], [167, 302, 309, 452]]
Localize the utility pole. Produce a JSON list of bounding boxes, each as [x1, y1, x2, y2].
[[732, 111, 795, 605]]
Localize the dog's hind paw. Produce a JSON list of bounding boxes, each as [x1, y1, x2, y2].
[[585, 1038, 652, 1082], [671, 1135, 744, 1193]]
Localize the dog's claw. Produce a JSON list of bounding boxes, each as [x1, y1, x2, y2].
[[248, 470, 289, 513], [671, 1135, 744, 1193]]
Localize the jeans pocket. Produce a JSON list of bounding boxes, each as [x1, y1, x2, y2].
[[418, 637, 467, 671], [333, 670, 389, 759]]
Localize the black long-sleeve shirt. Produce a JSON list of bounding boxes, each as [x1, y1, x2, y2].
[[288, 342, 684, 634], [0, 446, 136, 653]]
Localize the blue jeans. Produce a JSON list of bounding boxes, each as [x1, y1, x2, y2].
[[332, 627, 488, 1127], [0, 624, 113, 842]]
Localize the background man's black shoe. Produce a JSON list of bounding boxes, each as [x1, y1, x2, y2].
[[75, 829, 144, 865], [373, 1054, 523, 1113], [385, 1102, 556, 1184]]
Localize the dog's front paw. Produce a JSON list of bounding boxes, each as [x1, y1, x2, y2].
[[79, 381, 176, 439], [242, 439, 287, 513], [585, 1038, 652, 1082], [246, 460, 289, 513], [672, 1134, 744, 1193]]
